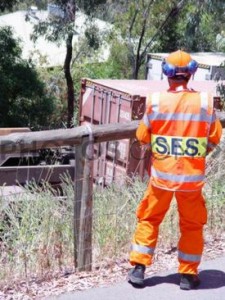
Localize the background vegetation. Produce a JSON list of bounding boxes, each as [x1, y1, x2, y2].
[[0, 0, 224, 128]]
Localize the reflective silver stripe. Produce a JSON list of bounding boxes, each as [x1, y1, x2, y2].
[[200, 92, 215, 127], [147, 112, 212, 122], [200, 92, 208, 111], [147, 92, 213, 124], [211, 114, 216, 122], [143, 114, 150, 127], [132, 244, 155, 255], [200, 92, 209, 127], [178, 250, 201, 262], [151, 167, 204, 183], [207, 142, 217, 150], [151, 92, 160, 113]]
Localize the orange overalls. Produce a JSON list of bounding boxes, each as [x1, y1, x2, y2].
[[129, 90, 222, 274]]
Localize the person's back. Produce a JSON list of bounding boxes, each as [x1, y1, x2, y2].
[[128, 50, 222, 290], [142, 88, 215, 191]]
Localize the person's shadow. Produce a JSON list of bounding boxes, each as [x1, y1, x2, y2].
[[132, 270, 225, 289]]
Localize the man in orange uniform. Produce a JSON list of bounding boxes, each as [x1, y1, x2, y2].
[[128, 50, 222, 290]]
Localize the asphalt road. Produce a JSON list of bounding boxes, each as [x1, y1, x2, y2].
[[49, 256, 225, 300]]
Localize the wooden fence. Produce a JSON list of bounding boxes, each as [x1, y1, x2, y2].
[[0, 121, 139, 272], [0, 116, 224, 272]]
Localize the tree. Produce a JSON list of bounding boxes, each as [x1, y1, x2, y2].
[[0, 0, 19, 12], [173, 0, 225, 52], [30, 0, 111, 127], [101, 0, 225, 79], [0, 26, 55, 129], [77, 0, 107, 16], [145, 0, 225, 53], [105, 0, 187, 79], [30, 0, 76, 128], [0, 1, 48, 12]]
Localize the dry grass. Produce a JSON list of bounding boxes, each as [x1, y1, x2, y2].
[[0, 176, 74, 286]]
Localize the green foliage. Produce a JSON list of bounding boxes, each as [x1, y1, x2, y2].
[[38, 66, 69, 128], [74, 60, 123, 80], [84, 24, 101, 50], [107, 38, 133, 78], [0, 26, 55, 129], [29, 0, 76, 128], [156, 0, 225, 52], [174, 2, 214, 51], [0, 0, 48, 13], [2, 0, 224, 127], [96, 0, 225, 78], [0, 26, 22, 62], [101, 0, 187, 78], [29, 0, 76, 47], [77, 0, 107, 16], [0, 0, 19, 12], [71, 27, 129, 102]]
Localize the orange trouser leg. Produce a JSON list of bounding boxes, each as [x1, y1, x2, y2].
[[176, 189, 207, 275], [129, 183, 173, 266]]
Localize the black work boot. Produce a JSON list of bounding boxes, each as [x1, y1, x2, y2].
[[127, 264, 146, 286], [180, 274, 201, 290]]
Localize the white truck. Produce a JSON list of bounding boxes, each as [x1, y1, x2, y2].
[[146, 52, 225, 81]]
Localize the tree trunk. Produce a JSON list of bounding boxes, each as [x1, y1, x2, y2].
[[132, 60, 140, 79], [64, 32, 75, 128]]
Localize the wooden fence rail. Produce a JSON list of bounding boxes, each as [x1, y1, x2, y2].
[[0, 121, 139, 153], [0, 115, 224, 272]]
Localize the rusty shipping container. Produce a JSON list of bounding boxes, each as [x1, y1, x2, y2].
[[79, 78, 224, 185]]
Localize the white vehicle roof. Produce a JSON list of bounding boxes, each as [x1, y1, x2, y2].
[[148, 52, 225, 66]]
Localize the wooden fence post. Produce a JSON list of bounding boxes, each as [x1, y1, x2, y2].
[[74, 143, 83, 269], [74, 127, 94, 271]]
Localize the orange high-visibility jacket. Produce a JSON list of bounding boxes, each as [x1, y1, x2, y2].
[[137, 90, 222, 191]]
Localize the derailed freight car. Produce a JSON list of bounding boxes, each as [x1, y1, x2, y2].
[[79, 78, 224, 185]]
